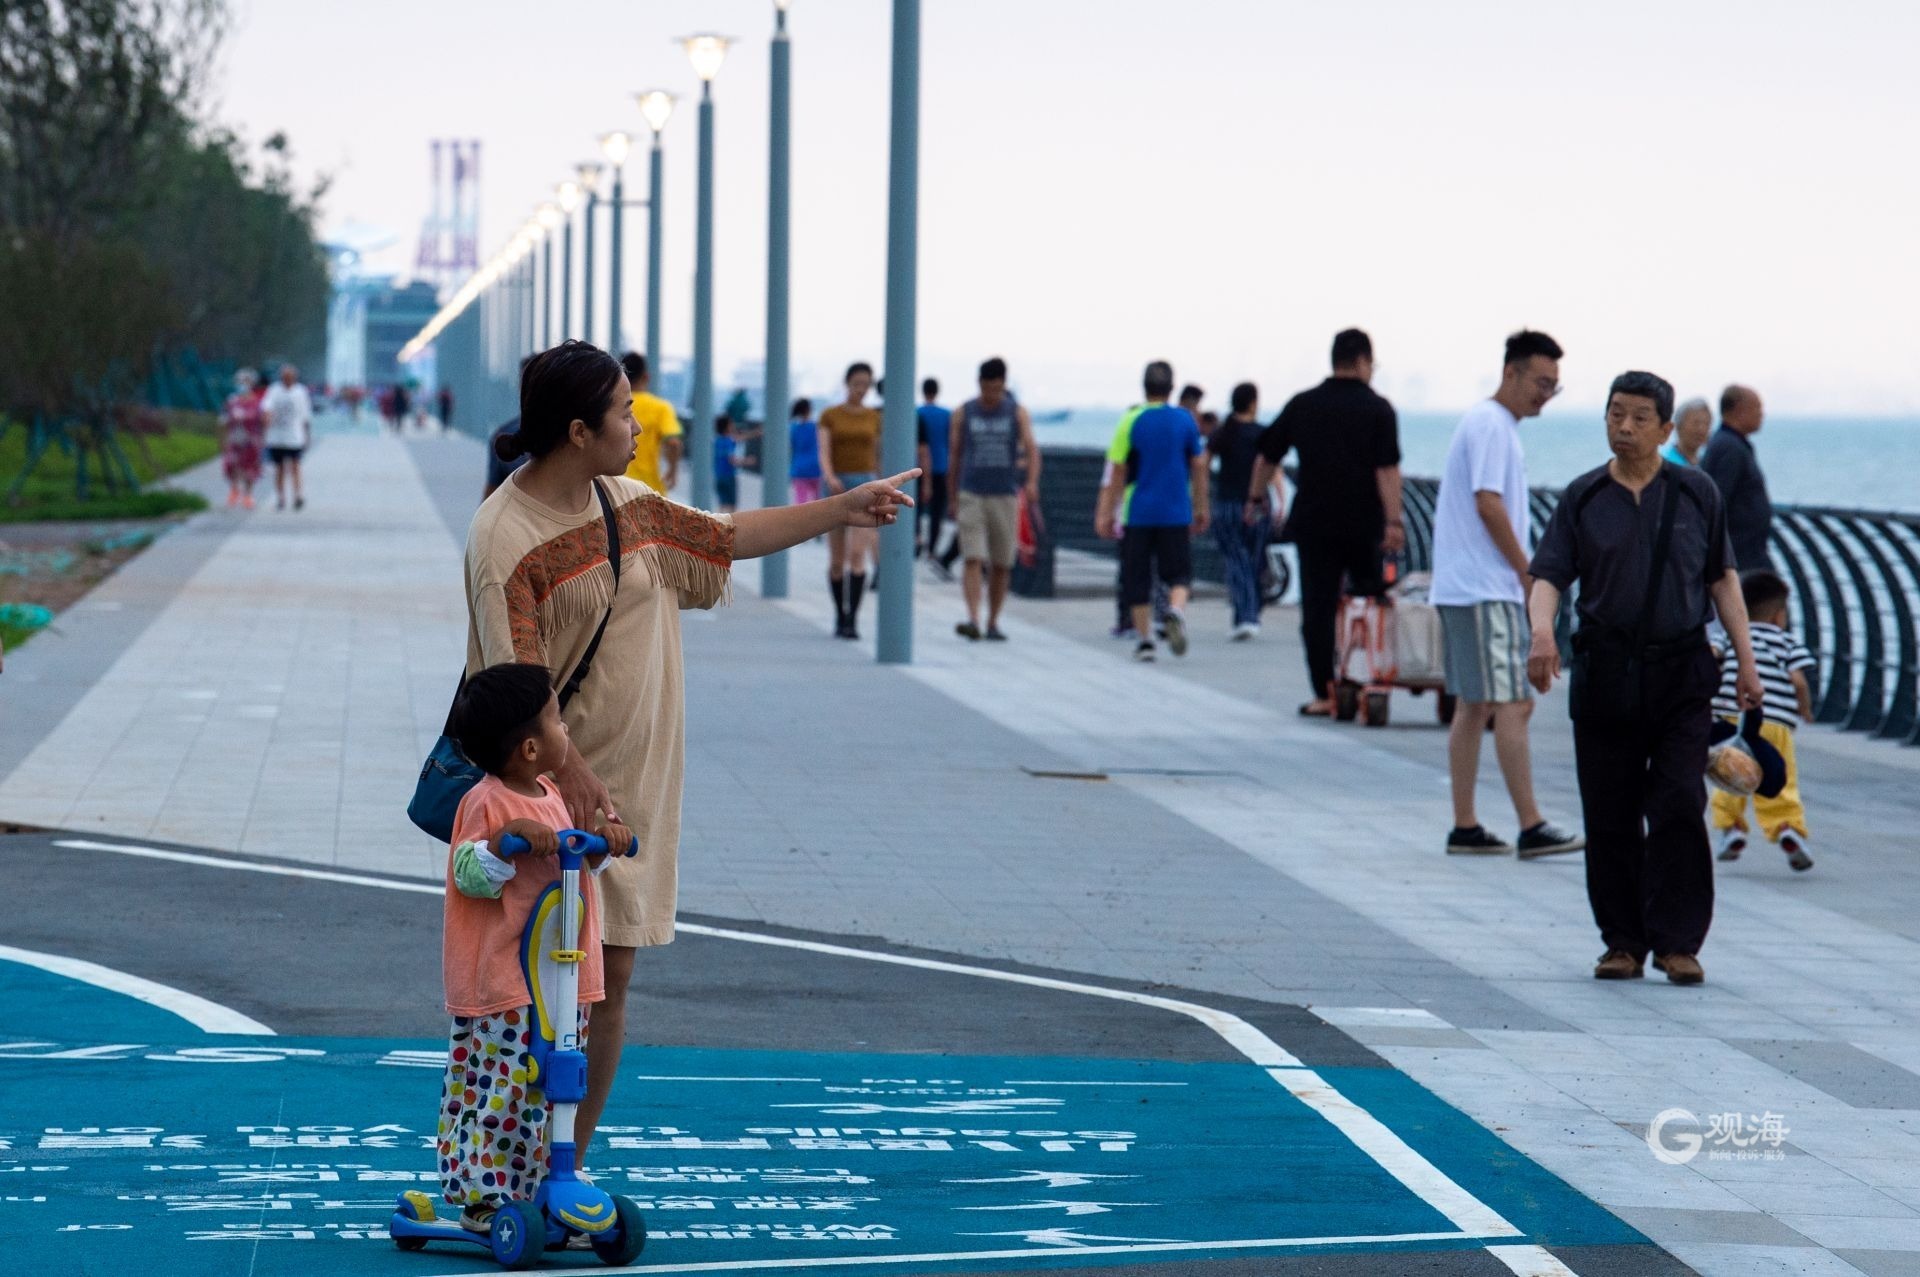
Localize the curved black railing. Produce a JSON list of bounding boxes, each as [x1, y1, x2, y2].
[[1400, 476, 1920, 747]]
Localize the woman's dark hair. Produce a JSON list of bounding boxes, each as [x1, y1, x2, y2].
[[449, 663, 553, 777], [845, 361, 873, 383], [497, 340, 625, 463], [791, 397, 812, 418], [1230, 381, 1258, 414]]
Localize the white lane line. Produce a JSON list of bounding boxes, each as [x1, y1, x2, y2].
[[54, 840, 442, 895], [1267, 1067, 1513, 1239], [418, 1229, 1508, 1276], [53, 838, 1541, 1258], [1486, 1243, 1581, 1276], [0, 943, 272, 1036], [631, 1076, 822, 1083], [673, 919, 1305, 1069], [1002, 1080, 1188, 1086]]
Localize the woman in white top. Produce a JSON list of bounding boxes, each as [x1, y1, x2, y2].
[[260, 363, 314, 510]]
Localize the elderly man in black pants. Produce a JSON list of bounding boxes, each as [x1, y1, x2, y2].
[[1249, 329, 1404, 715], [1527, 370, 1763, 987]]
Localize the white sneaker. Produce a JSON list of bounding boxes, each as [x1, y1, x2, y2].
[[1715, 827, 1747, 862], [1231, 622, 1259, 641], [1778, 832, 1814, 872]]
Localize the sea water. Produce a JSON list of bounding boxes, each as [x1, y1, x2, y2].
[[1033, 409, 1919, 514]]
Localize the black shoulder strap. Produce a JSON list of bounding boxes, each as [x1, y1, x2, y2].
[[1634, 465, 1682, 647], [558, 480, 622, 711]]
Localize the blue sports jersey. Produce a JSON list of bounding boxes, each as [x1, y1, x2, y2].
[[1121, 404, 1202, 526]]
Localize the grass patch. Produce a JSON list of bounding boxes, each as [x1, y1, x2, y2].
[[1, 410, 219, 521]]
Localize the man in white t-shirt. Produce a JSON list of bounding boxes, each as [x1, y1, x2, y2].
[[260, 363, 314, 511], [1430, 331, 1583, 859]]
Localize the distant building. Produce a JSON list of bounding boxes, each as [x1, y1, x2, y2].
[[326, 277, 439, 389]]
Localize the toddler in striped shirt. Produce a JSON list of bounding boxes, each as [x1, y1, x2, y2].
[[1712, 570, 1816, 871]]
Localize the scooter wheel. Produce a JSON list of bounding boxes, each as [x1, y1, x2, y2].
[[490, 1201, 547, 1270], [592, 1195, 647, 1266], [394, 1235, 428, 1252]]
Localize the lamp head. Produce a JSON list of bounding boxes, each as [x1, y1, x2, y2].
[[556, 180, 581, 214], [536, 203, 561, 231], [575, 163, 602, 196], [637, 89, 677, 134], [681, 34, 733, 82], [600, 130, 632, 166]]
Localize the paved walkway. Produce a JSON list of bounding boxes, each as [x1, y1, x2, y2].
[[8, 428, 1920, 1275]]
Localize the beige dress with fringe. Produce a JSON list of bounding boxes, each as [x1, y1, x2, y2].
[[464, 473, 734, 947]]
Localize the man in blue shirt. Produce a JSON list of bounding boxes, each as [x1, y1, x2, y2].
[[916, 377, 953, 570], [1096, 361, 1210, 661]]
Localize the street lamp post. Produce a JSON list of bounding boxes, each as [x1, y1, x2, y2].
[[557, 180, 581, 340], [577, 163, 601, 345], [682, 35, 731, 512], [537, 202, 560, 348], [636, 91, 676, 385], [601, 131, 632, 352], [761, 0, 794, 598], [876, 0, 919, 664]]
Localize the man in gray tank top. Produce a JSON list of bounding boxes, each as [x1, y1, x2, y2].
[[949, 356, 1041, 641]]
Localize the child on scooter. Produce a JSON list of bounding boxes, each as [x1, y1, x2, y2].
[[438, 662, 629, 1234]]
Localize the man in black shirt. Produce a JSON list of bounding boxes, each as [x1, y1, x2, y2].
[[1250, 328, 1404, 713], [1209, 382, 1272, 638], [1697, 383, 1773, 572], [1528, 370, 1763, 987]]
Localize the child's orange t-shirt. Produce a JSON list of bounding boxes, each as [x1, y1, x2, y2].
[[443, 774, 605, 1017]]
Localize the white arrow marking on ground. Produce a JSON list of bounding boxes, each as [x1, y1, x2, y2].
[[957, 1200, 1157, 1216], [771, 1098, 1060, 1116], [961, 1228, 1184, 1248], [946, 1170, 1135, 1189]]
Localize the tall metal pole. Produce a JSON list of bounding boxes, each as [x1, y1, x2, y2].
[[582, 189, 597, 345], [541, 236, 553, 349], [690, 82, 716, 511], [876, 0, 919, 664], [523, 255, 535, 356], [609, 167, 625, 353], [761, 7, 793, 598], [561, 218, 574, 341], [646, 135, 664, 397]]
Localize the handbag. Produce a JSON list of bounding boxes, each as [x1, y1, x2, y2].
[[1567, 467, 1679, 726], [407, 481, 622, 840]]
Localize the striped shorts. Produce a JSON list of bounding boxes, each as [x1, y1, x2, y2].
[[1439, 601, 1532, 704]]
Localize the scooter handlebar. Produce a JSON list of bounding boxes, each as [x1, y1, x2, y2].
[[496, 829, 640, 859]]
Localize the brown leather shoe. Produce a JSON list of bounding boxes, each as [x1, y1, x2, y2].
[[1593, 949, 1644, 980], [1654, 953, 1705, 985]]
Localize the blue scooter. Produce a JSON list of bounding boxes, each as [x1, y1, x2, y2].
[[391, 828, 647, 1269]]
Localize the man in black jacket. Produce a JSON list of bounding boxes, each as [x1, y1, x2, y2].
[[1528, 371, 1764, 988], [1698, 384, 1773, 572]]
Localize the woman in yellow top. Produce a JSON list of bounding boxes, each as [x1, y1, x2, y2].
[[816, 361, 884, 638], [465, 340, 916, 1169]]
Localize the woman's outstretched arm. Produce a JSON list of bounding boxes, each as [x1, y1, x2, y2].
[[732, 469, 920, 560]]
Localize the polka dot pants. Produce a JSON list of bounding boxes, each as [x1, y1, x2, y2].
[[436, 1005, 590, 1208]]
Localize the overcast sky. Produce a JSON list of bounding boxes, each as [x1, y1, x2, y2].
[[217, 0, 1919, 414]]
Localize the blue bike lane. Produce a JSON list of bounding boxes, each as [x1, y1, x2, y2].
[[0, 834, 1690, 1275]]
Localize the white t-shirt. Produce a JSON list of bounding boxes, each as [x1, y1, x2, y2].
[[260, 383, 313, 450], [1430, 399, 1529, 606]]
